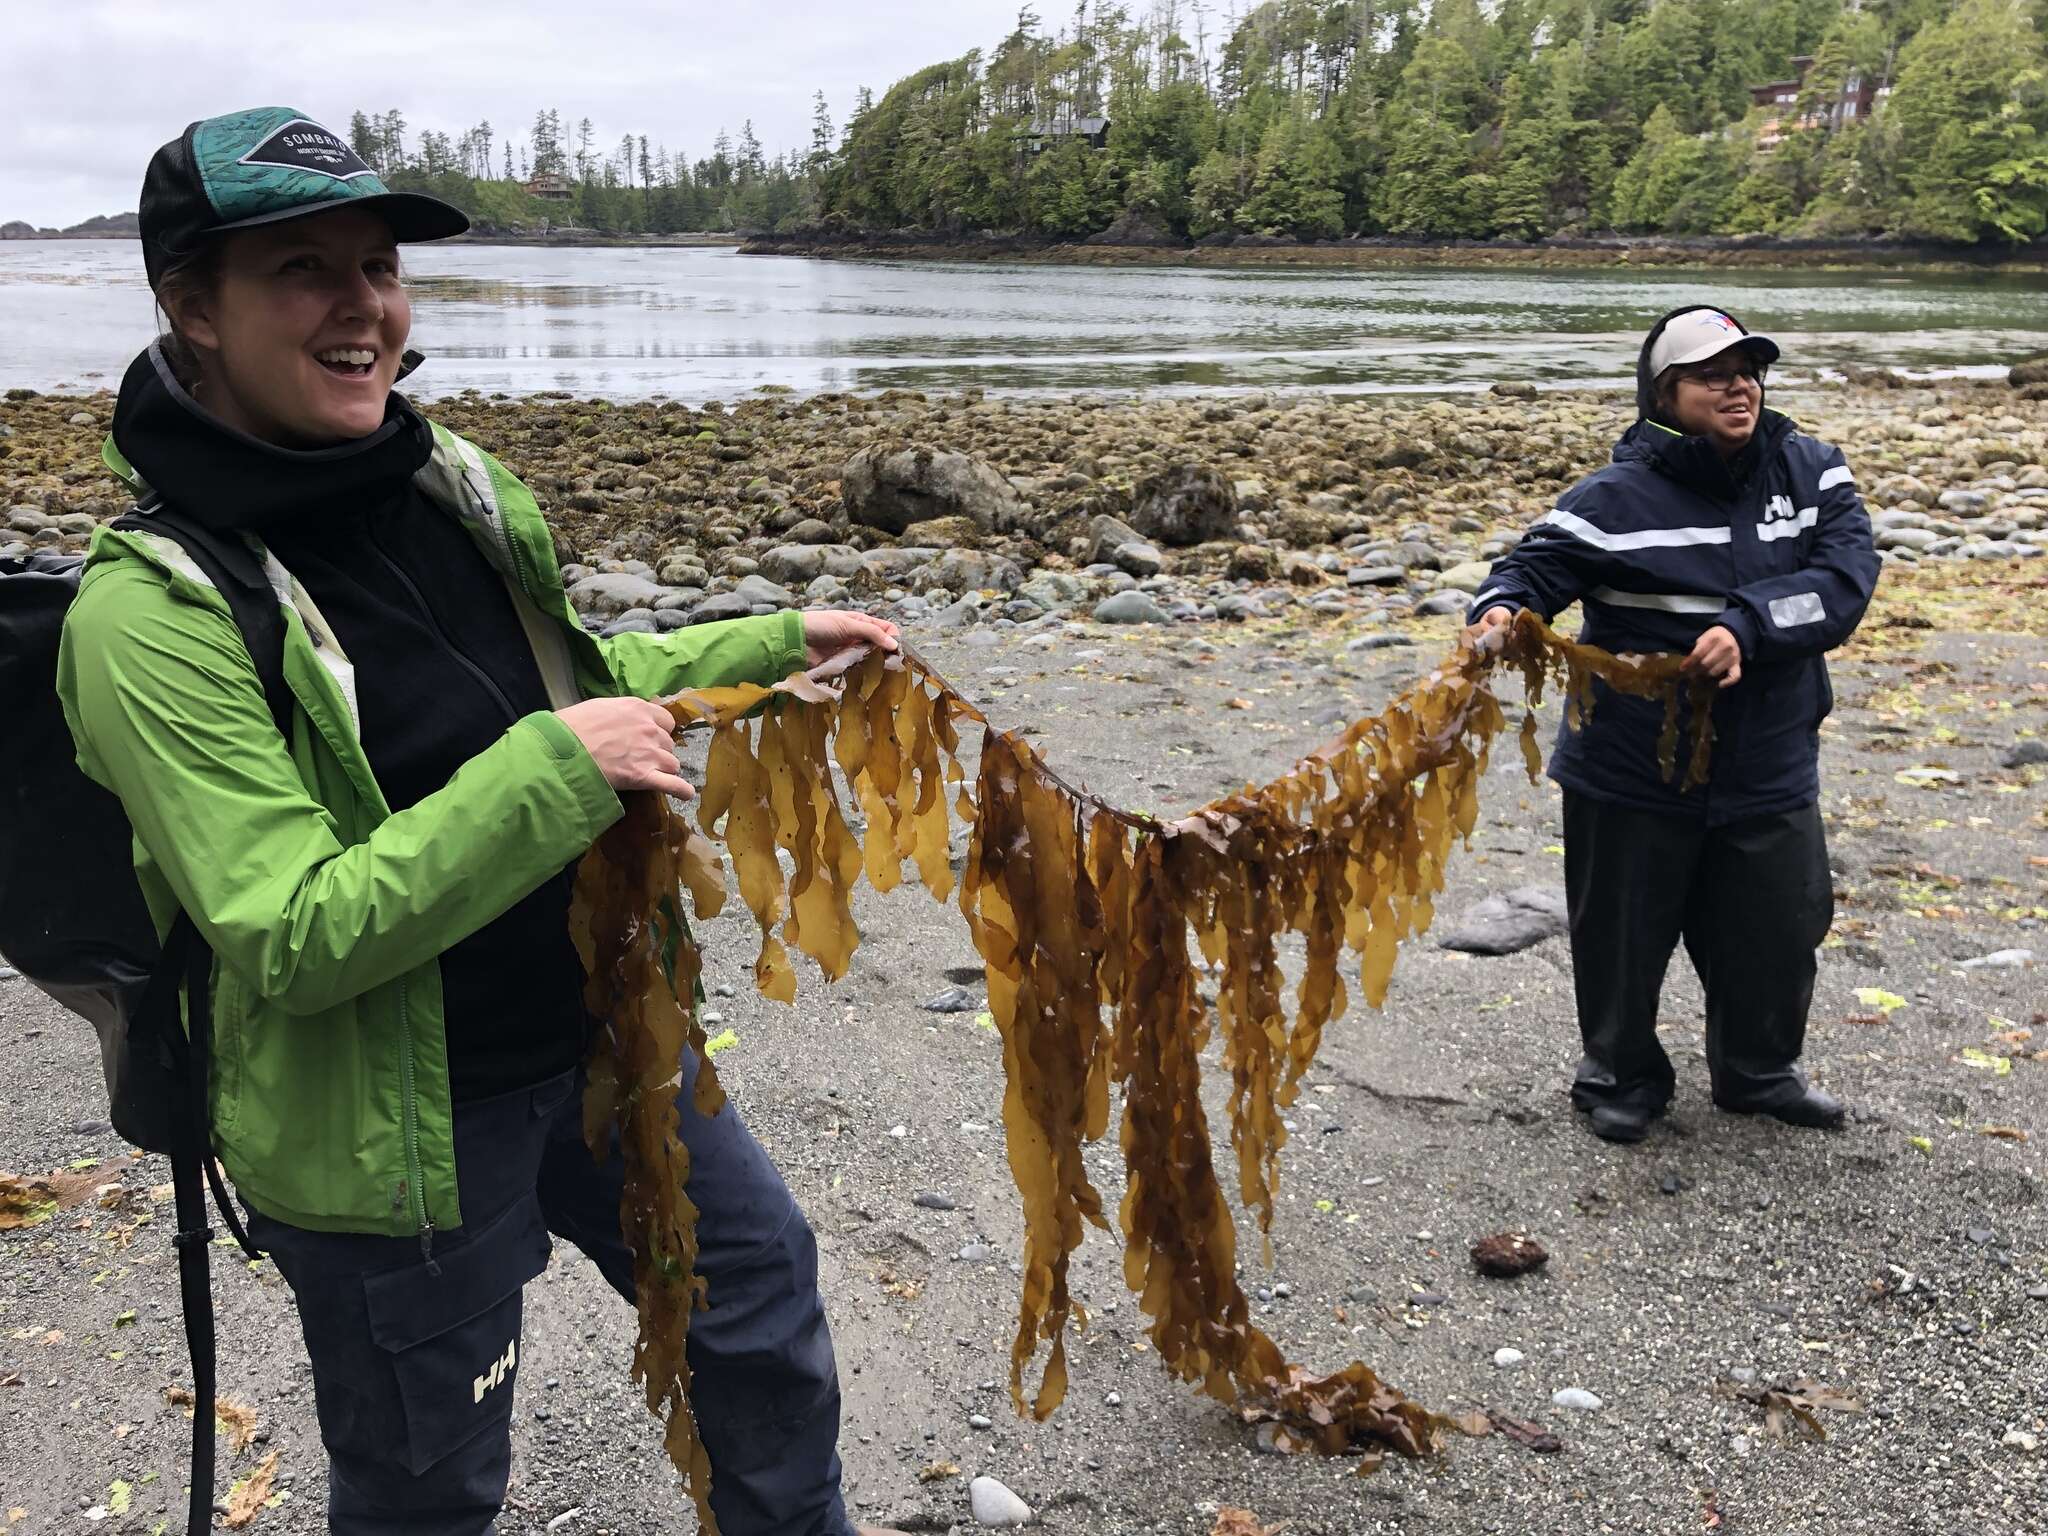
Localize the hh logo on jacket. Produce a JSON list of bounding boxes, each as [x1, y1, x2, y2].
[[1762, 494, 1798, 527], [473, 1338, 517, 1404]]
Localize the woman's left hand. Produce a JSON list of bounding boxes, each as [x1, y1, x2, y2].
[[803, 610, 901, 666], [1681, 624, 1743, 688]]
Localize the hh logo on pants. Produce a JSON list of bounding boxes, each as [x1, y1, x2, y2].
[[473, 1338, 517, 1404]]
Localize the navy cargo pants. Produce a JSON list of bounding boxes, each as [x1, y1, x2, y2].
[[246, 1045, 855, 1536]]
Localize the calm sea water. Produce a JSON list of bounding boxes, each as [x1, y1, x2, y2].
[[7, 239, 2048, 402]]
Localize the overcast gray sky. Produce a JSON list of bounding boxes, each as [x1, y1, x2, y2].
[[4, 0, 1038, 227]]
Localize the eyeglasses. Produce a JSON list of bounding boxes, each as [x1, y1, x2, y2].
[[1677, 362, 1765, 392]]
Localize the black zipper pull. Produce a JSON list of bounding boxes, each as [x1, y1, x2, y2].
[[420, 1219, 441, 1277]]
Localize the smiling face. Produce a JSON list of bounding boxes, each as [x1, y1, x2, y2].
[[1662, 344, 1765, 457], [164, 206, 409, 447]]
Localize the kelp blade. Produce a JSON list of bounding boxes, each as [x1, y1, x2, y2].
[[582, 614, 1708, 1494]]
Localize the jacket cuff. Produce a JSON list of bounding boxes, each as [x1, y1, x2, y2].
[[777, 609, 808, 676], [516, 711, 623, 832], [1716, 605, 1760, 659], [1467, 589, 1518, 625]]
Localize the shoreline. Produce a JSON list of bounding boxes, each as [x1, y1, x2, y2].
[[0, 228, 746, 251], [447, 230, 745, 250], [9, 225, 2044, 273], [739, 232, 2048, 275]]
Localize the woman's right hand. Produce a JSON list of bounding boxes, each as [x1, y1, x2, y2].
[[1461, 605, 1515, 647], [555, 698, 695, 799]]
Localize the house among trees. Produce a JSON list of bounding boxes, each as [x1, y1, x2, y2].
[[1021, 111, 1109, 154], [525, 171, 575, 201], [1749, 55, 1888, 150]]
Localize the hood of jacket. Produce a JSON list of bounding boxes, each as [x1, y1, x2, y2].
[[107, 342, 433, 531], [1613, 409, 1797, 501]]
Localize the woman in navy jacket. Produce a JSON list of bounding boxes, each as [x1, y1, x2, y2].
[[1466, 306, 1879, 1143]]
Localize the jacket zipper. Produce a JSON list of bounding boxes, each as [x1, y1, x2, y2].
[[395, 974, 435, 1267], [367, 525, 523, 724], [461, 459, 596, 707], [456, 455, 535, 604], [367, 523, 494, 1266]]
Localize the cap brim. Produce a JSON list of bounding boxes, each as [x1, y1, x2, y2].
[[207, 190, 470, 244], [1665, 332, 1780, 370]]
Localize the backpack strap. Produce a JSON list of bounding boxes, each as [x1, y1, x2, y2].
[[106, 502, 289, 1536], [110, 502, 292, 740], [135, 914, 228, 1536]]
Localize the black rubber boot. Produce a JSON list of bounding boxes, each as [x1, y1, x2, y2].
[[1716, 1083, 1847, 1130], [1586, 1102, 1653, 1143]]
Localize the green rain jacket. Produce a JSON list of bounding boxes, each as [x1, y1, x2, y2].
[[57, 422, 807, 1239]]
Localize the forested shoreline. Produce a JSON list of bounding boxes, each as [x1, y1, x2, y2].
[[810, 0, 2048, 245], [336, 0, 2048, 250], [11, 1, 2047, 250]]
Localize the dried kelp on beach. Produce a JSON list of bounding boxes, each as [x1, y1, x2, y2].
[[571, 611, 1709, 1526]]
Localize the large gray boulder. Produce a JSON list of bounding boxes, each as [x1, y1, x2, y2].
[[912, 550, 1024, 595], [1436, 886, 1569, 955], [1093, 589, 1171, 624], [733, 573, 797, 610], [860, 546, 940, 581], [567, 571, 672, 617], [1128, 464, 1240, 546], [1087, 512, 1164, 576], [758, 543, 863, 587], [841, 446, 1024, 535], [2009, 354, 2048, 388], [1087, 512, 1147, 565]]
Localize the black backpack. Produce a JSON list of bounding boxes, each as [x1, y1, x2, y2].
[[0, 504, 292, 1536]]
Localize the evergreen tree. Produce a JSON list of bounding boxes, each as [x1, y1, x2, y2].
[[379, 109, 408, 172], [348, 111, 378, 167], [1242, 108, 1346, 237], [530, 111, 560, 179], [1188, 145, 1248, 234], [810, 92, 835, 170], [1372, 35, 1487, 234], [1610, 102, 1738, 233], [1884, 0, 2048, 240]]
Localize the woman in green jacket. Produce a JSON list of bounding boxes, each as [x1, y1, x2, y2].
[[59, 108, 902, 1536]]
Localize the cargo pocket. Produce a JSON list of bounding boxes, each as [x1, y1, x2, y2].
[[361, 1191, 552, 1475]]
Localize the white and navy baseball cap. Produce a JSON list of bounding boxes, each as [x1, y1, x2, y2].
[[1647, 307, 1780, 376]]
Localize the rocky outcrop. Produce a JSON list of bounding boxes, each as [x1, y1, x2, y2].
[[1128, 464, 1240, 546], [1083, 210, 1181, 248], [842, 446, 1025, 535]]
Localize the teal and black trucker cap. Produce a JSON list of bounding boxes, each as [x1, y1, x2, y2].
[[139, 107, 469, 288]]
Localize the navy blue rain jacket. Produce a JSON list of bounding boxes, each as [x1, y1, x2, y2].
[[1471, 330, 1879, 825]]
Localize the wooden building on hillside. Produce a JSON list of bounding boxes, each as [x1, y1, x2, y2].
[[1021, 112, 1110, 153], [1749, 55, 1887, 149], [525, 171, 575, 201]]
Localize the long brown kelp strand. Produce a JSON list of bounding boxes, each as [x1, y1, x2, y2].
[[570, 612, 1714, 1522]]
